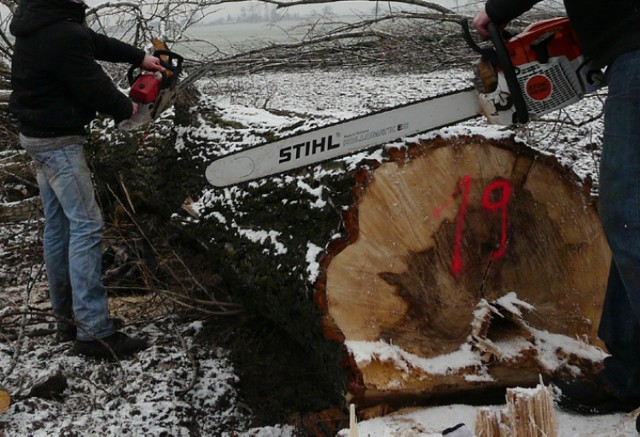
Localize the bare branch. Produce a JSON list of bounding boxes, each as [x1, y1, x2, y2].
[[0, 0, 18, 14], [263, 0, 455, 14]]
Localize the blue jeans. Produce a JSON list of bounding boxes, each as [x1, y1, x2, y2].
[[28, 143, 115, 341], [597, 49, 640, 399]]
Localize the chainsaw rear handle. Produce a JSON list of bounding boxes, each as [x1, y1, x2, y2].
[[460, 18, 497, 63], [127, 49, 184, 88], [461, 19, 529, 124], [487, 22, 529, 123]]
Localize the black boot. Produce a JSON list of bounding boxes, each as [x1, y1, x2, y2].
[[553, 375, 640, 415], [55, 326, 77, 343], [56, 317, 124, 343], [73, 331, 148, 359]]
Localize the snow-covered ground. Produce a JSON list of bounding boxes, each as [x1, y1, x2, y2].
[[341, 404, 638, 436], [2, 67, 631, 436]]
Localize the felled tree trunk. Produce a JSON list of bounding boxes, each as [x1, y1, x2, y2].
[[87, 86, 204, 219], [195, 133, 610, 407]]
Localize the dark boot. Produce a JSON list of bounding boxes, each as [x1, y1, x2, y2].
[[73, 331, 148, 359], [55, 326, 77, 343], [553, 375, 640, 414], [55, 317, 124, 343]]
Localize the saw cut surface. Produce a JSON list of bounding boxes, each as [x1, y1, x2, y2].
[[321, 136, 610, 404]]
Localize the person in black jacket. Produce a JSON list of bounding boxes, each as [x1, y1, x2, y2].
[[9, 0, 164, 359], [475, 0, 640, 415]]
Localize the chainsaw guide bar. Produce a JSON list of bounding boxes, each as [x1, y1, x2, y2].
[[205, 88, 482, 187]]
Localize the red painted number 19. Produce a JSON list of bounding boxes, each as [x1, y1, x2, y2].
[[452, 177, 513, 276]]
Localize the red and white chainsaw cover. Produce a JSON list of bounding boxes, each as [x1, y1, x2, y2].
[[480, 17, 604, 125]]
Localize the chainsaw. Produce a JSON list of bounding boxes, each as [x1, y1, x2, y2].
[[205, 17, 604, 187], [118, 39, 185, 131]]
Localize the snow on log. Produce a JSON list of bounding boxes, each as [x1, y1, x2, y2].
[[192, 130, 610, 407]]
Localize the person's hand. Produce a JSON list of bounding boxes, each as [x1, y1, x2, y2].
[[140, 54, 165, 72], [473, 10, 492, 40]]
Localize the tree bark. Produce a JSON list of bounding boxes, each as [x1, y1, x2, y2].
[[193, 133, 610, 407]]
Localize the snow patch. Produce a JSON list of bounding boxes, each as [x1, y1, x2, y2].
[[346, 340, 481, 376], [305, 243, 324, 283], [237, 228, 287, 255]]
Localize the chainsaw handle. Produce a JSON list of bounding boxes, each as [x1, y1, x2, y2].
[[126, 49, 184, 87], [153, 49, 184, 76], [127, 64, 139, 86], [487, 21, 529, 124], [460, 18, 529, 124], [460, 18, 496, 63]]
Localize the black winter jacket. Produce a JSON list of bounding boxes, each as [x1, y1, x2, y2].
[[9, 0, 145, 137], [485, 0, 640, 68]]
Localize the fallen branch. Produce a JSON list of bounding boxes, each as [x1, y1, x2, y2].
[[104, 185, 243, 319], [1, 260, 44, 383]]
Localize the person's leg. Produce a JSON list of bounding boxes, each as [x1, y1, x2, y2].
[[31, 144, 114, 341], [597, 48, 640, 399], [29, 142, 146, 358], [30, 151, 74, 336], [598, 261, 640, 398], [553, 49, 640, 415]]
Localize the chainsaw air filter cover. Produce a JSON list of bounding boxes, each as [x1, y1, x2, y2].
[[506, 17, 603, 118], [130, 73, 162, 104]]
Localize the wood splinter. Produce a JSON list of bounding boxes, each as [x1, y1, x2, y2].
[[475, 379, 557, 437], [0, 386, 11, 414]]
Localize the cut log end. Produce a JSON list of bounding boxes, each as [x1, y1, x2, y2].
[[318, 135, 609, 405]]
